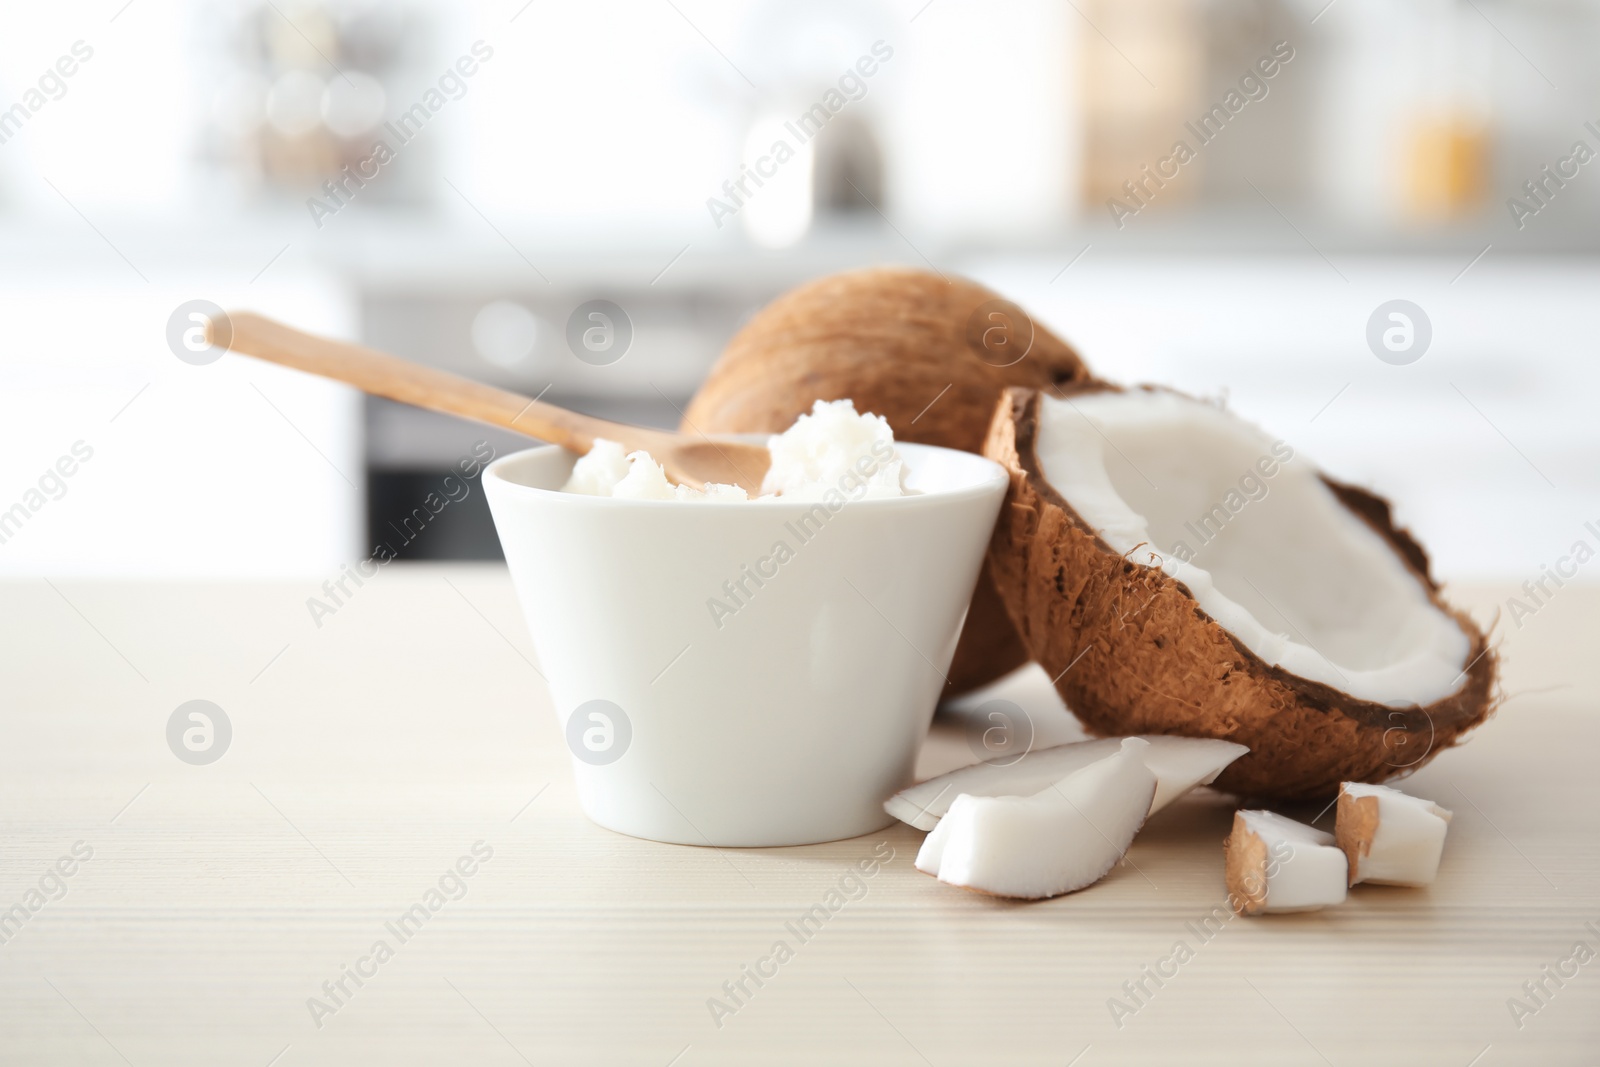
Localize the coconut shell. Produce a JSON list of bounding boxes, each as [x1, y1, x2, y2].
[[982, 383, 1497, 801], [1223, 814, 1271, 915], [684, 267, 1091, 695], [1335, 791, 1382, 886]]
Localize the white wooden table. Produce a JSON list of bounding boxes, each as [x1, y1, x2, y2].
[[1, 565, 1595, 1065]]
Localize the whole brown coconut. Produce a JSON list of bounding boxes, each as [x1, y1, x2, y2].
[[982, 384, 1497, 801], [684, 267, 1091, 695]]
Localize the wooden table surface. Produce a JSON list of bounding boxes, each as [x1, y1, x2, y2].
[[1, 565, 1595, 1066]]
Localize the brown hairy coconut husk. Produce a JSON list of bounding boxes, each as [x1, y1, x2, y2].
[[684, 267, 1091, 695], [982, 383, 1497, 800]]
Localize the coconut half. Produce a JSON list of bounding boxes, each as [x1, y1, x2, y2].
[[915, 738, 1156, 899], [886, 735, 1247, 830], [983, 384, 1496, 800]]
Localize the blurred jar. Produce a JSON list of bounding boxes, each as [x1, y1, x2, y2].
[[1310, 0, 1493, 225], [1400, 0, 1493, 220], [1079, 0, 1206, 212]]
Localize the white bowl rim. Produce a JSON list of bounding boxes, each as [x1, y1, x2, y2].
[[484, 439, 1009, 511]]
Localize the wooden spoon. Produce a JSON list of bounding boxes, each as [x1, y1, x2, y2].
[[211, 311, 770, 493]]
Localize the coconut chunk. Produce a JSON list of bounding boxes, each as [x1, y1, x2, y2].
[[1335, 782, 1452, 887], [887, 735, 1247, 831], [914, 738, 1157, 900], [1225, 810, 1348, 915]]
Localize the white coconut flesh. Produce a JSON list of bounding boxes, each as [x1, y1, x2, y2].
[[1231, 809, 1349, 913], [1033, 391, 1470, 707], [1337, 781, 1452, 887], [915, 738, 1157, 900], [886, 735, 1247, 831]]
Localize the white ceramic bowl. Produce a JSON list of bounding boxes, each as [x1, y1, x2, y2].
[[483, 439, 1008, 846]]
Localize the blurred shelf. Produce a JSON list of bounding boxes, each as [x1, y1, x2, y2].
[[1, 206, 1597, 293]]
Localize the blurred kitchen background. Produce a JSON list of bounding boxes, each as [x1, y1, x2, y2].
[[1, 0, 1596, 581]]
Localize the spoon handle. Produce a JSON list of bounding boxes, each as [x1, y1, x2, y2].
[[216, 311, 638, 453]]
